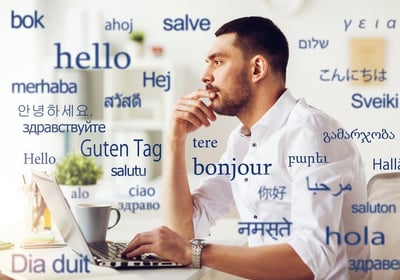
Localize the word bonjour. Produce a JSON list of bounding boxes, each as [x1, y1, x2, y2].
[[192, 157, 272, 181], [12, 253, 90, 274]]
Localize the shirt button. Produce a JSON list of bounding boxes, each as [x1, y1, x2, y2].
[[253, 215, 258, 219], [244, 178, 249, 182], [252, 143, 257, 147]]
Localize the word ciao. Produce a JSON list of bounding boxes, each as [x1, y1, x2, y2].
[[322, 128, 395, 144], [344, 18, 397, 31], [351, 93, 399, 109], [192, 157, 272, 181], [163, 14, 210, 31], [12, 253, 90, 274]]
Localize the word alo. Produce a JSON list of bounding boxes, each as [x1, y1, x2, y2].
[[326, 226, 384, 246], [192, 157, 272, 181]]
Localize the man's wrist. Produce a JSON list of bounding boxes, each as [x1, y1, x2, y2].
[[190, 239, 208, 268]]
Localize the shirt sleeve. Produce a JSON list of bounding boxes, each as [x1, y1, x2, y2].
[[284, 112, 366, 279]]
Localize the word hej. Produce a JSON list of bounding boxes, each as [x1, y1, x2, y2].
[[11, 253, 90, 274]]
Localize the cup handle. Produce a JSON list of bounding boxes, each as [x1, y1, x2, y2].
[[108, 208, 121, 229]]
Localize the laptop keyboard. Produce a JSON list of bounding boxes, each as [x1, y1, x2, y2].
[[90, 241, 139, 260]]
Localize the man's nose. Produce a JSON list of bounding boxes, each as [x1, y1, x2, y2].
[[201, 67, 214, 84]]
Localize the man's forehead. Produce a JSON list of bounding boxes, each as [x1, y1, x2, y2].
[[206, 33, 239, 59]]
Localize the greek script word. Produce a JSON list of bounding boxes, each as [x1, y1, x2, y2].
[[306, 176, 352, 196], [352, 202, 396, 214], [238, 218, 291, 240], [349, 258, 400, 273], [18, 104, 88, 118], [54, 42, 131, 70], [24, 152, 56, 165], [258, 185, 286, 200], [104, 93, 141, 108], [298, 38, 329, 49], [288, 152, 328, 167], [11, 10, 45, 29], [104, 18, 133, 33], [143, 71, 171, 92], [12, 253, 90, 273], [322, 128, 395, 144], [326, 226, 384, 246], [163, 15, 211, 31], [192, 157, 272, 181], [344, 18, 397, 32], [129, 185, 156, 197], [320, 68, 387, 82], [372, 157, 400, 171], [22, 121, 106, 136], [118, 202, 160, 214], [12, 79, 77, 94], [192, 137, 218, 148], [352, 93, 399, 109]]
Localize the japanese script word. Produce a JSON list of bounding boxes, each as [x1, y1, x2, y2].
[[320, 68, 387, 82], [322, 128, 396, 144], [238, 218, 292, 240]]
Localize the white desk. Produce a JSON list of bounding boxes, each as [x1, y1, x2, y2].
[[0, 209, 244, 280]]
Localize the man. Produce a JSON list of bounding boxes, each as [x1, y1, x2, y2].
[[122, 17, 370, 279]]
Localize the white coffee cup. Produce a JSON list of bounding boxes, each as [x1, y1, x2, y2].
[[75, 204, 121, 243]]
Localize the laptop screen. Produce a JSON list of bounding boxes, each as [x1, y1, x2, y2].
[[31, 170, 96, 263]]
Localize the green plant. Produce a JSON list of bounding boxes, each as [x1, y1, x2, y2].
[[129, 30, 145, 43], [55, 153, 103, 186]]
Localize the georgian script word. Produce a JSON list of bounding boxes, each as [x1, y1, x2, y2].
[[306, 176, 352, 196], [192, 157, 272, 181], [322, 128, 395, 144], [238, 218, 292, 240], [351, 93, 399, 109], [18, 104, 88, 118], [320, 68, 387, 82]]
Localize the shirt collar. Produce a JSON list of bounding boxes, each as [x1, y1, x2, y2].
[[239, 89, 297, 137]]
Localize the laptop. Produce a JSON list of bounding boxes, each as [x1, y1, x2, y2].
[[31, 169, 183, 269]]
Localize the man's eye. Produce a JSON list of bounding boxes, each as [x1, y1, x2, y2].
[[215, 60, 222, 65]]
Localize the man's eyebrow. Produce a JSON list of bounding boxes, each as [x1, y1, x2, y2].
[[205, 52, 225, 62]]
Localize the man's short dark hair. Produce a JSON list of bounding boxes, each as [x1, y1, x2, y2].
[[215, 16, 289, 80]]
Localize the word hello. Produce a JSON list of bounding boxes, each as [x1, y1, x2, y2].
[[12, 253, 90, 273], [24, 152, 56, 165], [163, 14, 211, 31], [54, 42, 131, 69], [11, 10, 45, 29]]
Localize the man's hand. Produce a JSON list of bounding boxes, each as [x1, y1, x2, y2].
[[121, 226, 192, 266], [170, 90, 217, 142]]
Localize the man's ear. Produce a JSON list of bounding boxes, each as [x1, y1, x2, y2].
[[251, 55, 268, 83]]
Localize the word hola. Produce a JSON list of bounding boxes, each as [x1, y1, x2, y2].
[[104, 18, 133, 33], [163, 14, 211, 31], [12, 253, 90, 273], [326, 226, 384, 246], [344, 18, 397, 31], [54, 42, 131, 70], [143, 71, 171, 92], [11, 10, 45, 29], [24, 152, 56, 165], [351, 93, 399, 109]]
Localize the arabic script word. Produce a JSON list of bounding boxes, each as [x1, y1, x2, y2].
[[306, 176, 352, 196]]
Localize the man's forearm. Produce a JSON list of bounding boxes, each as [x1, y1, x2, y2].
[[201, 243, 314, 280], [162, 137, 195, 239]]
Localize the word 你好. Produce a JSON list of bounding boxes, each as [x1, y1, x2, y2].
[[11, 253, 90, 274], [192, 157, 272, 181], [18, 104, 88, 118], [258, 185, 287, 201], [238, 218, 292, 240]]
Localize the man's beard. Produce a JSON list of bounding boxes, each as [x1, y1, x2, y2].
[[207, 71, 252, 116]]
